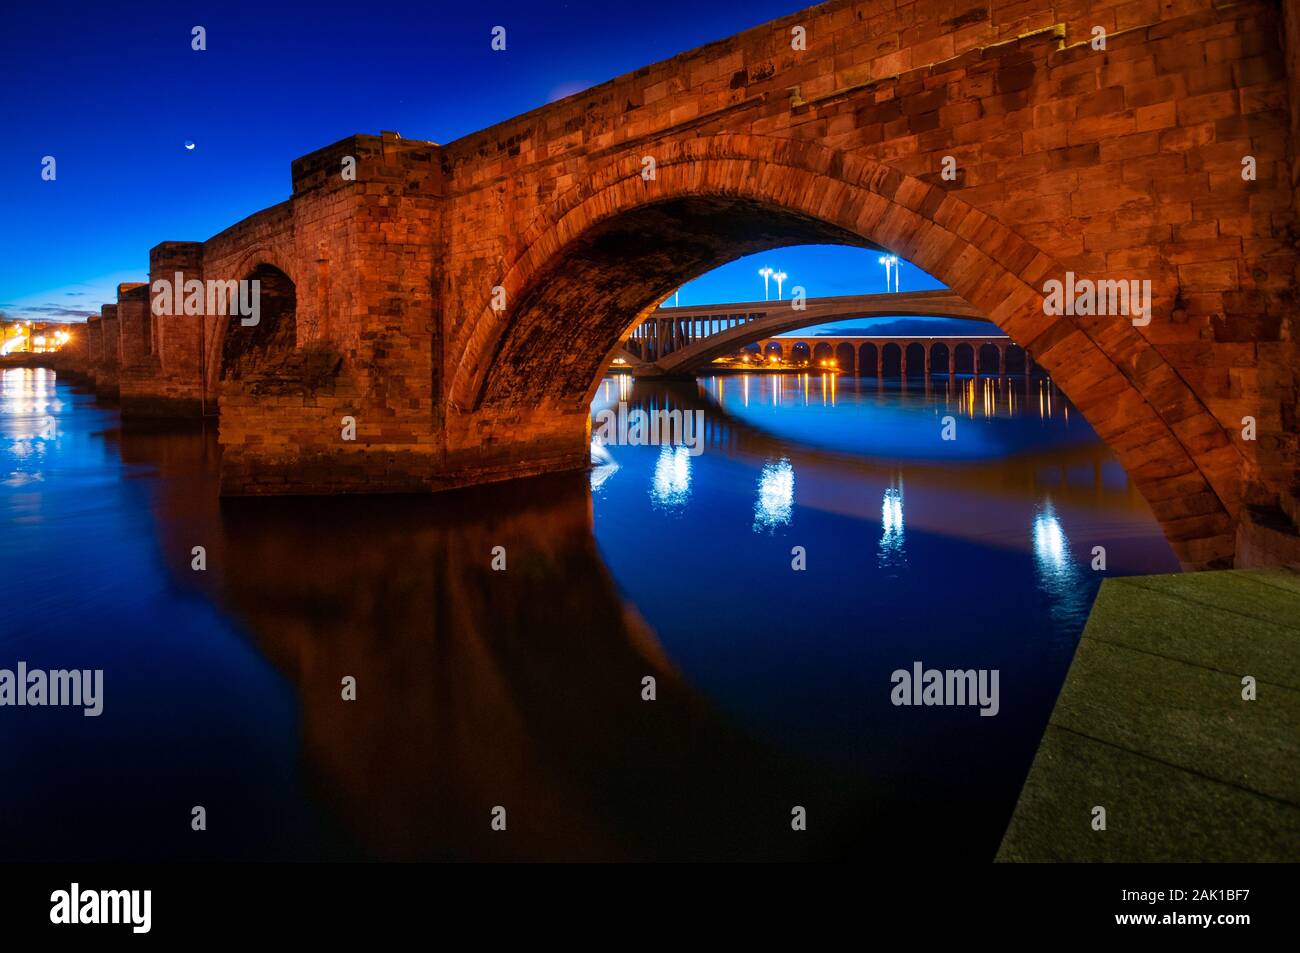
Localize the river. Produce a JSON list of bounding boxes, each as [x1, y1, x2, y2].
[[0, 366, 1179, 860]]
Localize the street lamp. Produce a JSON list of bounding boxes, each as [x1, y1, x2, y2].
[[774, 271, 787, 300], [758, 266, 774, 300], [878, 254, 899, 292]]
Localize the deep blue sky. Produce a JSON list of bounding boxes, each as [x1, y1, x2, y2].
[[2, 0, 963, 331]]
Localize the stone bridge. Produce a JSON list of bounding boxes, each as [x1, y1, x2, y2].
[[69, 0, 1300, 569]]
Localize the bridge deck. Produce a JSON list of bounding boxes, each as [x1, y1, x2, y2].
[[997, 569, 1300, 861]]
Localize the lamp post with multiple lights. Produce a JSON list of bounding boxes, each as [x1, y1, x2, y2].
[[879, 254, 900, 292], [774, 270, 787, 300], [758, 266, 774, 300]]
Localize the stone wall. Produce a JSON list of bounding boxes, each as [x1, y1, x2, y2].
[[84, 316, 102, 386], [96, 305, 119, 397]]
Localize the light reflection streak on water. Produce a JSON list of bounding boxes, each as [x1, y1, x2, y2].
[[650, 445, 692, 509], [878, 482, 907, 568], [2, 369, 59, 482], [1031, 500, 1090, 628], [589, 438, 619, 491], [752, 457, 794, 532]]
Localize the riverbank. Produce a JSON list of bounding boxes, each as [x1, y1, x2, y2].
[[997, 568, 1300, 861]]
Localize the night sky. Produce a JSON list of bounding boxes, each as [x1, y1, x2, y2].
[[2, 0, 968, 332]]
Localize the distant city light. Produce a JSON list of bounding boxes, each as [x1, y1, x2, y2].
[[0, 321, 73, 355]]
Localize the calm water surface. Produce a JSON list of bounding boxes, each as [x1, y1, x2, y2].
[[0, 366, 1178, 861]]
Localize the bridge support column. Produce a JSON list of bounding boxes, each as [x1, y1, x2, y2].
[[219, 132, 440, 495], [96, 304, 120, 399], [118, 241, 207, 417], [116, 282, 161, 417], [84, 316, 103, 389]]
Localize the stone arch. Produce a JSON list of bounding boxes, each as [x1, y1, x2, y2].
[[217, 262, 298, 383], [859, 343, 878, 377], [977, 343, 1002, 376], [834, 342, 855, 374], [905, 342, 927, 379], [931, 342, 951, 375], [219, 241, 300, 297], [790, 341, 812, 365], [451, 134, 1242, 565], [953, 342, 976, 375], [881, 343, 903, 378], [203, 241, 301, 390]]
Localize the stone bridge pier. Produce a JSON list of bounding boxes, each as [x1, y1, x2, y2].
[[87, 0, 1300, 569]]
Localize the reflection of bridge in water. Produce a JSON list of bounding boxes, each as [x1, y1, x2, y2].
[[619, 290, 1039, 377], [102, 415, 861, 861]]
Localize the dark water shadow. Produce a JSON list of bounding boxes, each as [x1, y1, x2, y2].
[[116, 418, 873, 859]]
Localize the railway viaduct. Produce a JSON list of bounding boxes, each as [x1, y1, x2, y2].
[[69, 0, 1300, 569]]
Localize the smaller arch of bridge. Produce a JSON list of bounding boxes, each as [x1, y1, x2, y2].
[[213, 241, 301, 294], [977, 340, 1003, 374], [931, 342, 950, 375], [217, 262, 299, 384], [881, 342, 902, 377], [953, 342, 975, 375], [859, 343, 878, 376], [1005, 343, 1028, 375], [905, 342, 926, 379], [201, 240, 302, 393]]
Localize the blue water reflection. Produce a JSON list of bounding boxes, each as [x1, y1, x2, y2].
[[753, 458, 794, 531], [0, 367, 1182, 861], [879, 483, 906, 568], [589, 372, 1179, 799], [651, 445, 693, 509]]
